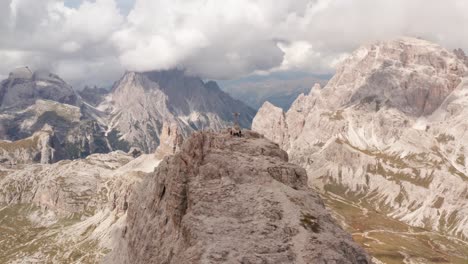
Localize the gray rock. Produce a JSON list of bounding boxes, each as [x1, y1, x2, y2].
[[128, 147, 143, 158], [0, 124, 60, 164], [108, 131, 371, 264], [154, 122, 184, 159], [454, 48, 468, 68], [0, 68, 78, 110]]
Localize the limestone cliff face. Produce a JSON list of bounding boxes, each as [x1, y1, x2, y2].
[[319, 37, 466, 117], [154, 122, 184, 159], [252, 101, 288, 148], [109, 131, 370, 264], [253, 37, 468, 243], [0, 125, 60, 164]]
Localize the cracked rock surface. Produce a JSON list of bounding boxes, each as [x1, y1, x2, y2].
[[109, 131, 370, 264]]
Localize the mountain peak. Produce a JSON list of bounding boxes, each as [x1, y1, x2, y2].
[[103, 69, 256, 152], [108, 131, 371, 263], [1, 68, 77, 110], [321, 37, 467, 116]]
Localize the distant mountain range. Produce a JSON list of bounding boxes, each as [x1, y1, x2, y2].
[[100, 69, 255, 152], [0, 67, 255, 163]]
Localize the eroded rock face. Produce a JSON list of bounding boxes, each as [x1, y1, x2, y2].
[[252, 101, 288, 149], [0, 125, 61, 164], [109, 131, 370, 264], [319, 37, 466, 117], [154, 122, 184, 159], [253, 37, 468, 243], [454, 48, 468, 67]]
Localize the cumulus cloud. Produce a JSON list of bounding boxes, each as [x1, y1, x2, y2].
[[1, 0, 468, 85], [0, 0, 124, 87], [113, 0, 468, 79]]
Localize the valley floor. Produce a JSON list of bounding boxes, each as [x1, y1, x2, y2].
[[0, 204, 107, 263], [322, 192, 468, 264]]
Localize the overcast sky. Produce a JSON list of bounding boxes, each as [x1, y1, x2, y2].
[[1, 0, 468, 88]]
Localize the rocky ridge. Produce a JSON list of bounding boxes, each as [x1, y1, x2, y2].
[[108, 131, 370, 264], [253, 37, 468, 261]]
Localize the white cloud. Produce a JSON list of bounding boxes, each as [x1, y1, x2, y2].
[[277, 41, 319, 72], [112, 0, 295, 79], [0, 0, 124, 86], [1, 0, 468, 85]]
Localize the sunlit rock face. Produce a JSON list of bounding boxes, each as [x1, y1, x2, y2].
[[319, 37, 466, 116], [252, 101, 288, 148], [154, 122, 184, 159], [99, 69, 256, 153], [108, 131, 370, 264], [253, 37, 468, 241]]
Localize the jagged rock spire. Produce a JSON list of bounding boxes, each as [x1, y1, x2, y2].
[[154, 122, 184, 159]]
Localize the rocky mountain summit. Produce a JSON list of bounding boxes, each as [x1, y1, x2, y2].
[[0, 130, 370, 263], [99, 69, 256, 152], [309, 37, 466, 117], [108, 131, 370, 264], [0, 67, 78, 110], [253, 37, 468, 262]]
